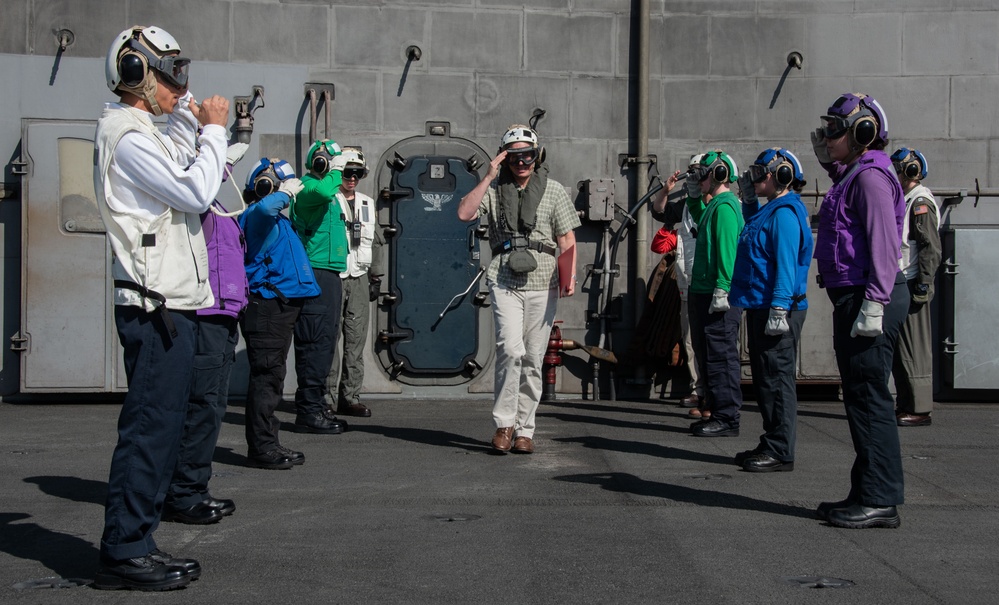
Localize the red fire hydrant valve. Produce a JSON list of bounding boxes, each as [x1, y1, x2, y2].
[[541, 321, 563, 402]]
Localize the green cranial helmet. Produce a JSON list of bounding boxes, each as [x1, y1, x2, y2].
[[306, 139, 342, 175], [699, 150, 739, 184]]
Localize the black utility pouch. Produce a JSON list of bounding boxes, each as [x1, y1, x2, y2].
[[507, 249, 537, 274]]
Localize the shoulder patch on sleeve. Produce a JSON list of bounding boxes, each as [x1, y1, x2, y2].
[[913, 203, 930, 216]]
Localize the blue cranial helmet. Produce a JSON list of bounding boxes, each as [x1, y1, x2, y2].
[[245, 158, 295, 200], [749, 148, 806, 190], [890, 147, 928, 180]]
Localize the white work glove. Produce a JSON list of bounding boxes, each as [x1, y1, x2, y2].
[[278, 177, 304, 200], [737, 171, 758, 205], [850, 299, 884, 338], [810, 128, 832, 164], [765, 307, 789, 336], [709, 287, 730, 313], [226, 142, 250, 166], [684, 173, 702, 200]]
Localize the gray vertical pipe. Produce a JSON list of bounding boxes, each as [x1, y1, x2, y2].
[[631, 0, 652, 391], [635, 0, 651, 314]]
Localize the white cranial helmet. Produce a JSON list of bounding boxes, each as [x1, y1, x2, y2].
[[330, 147, 366, 173], [501, 125, 538, 149]]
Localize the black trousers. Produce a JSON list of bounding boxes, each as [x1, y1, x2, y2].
[[828, 273, 909, 506], [689, 292, 743, 425], [103, 306, 197, 561], [242, 295, 304, 456], [745, 308, 806, 462], [167, 314, 240, 510], [294, 268, 342, 415]]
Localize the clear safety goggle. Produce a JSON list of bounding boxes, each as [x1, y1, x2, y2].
[[130, 41, 191, 89]]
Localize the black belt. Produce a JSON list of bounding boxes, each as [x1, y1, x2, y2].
[[113, 279, 177, 339], [492, 237, 557, 257]]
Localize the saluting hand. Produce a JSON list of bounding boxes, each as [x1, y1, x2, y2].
[[487, 151, 507, 181]]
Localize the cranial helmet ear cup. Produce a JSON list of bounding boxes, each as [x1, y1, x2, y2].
[[254, 176, 276, 199], [312, 155, 329, 175], [852, 116, 878, 148], [536, 146, 546, 167], [775, 163, 794, 187], [713, 163, 729, 183], [903, 161, 920, 179], [118, 51, 148, 88]]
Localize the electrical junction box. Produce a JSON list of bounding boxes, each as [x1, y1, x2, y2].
[[584, 178, 615, 222]]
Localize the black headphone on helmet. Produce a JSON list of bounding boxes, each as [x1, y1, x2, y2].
[[312, 148, 333, 175], [118, 47, 150, 88], [851, 112, 879, 149]]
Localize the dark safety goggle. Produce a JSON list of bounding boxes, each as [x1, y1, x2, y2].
[[688, 165, 709, 183], [506, 149, 538, 166], [342, 167, 365, 180], [748, 163, 770, 184], [821, 115, 850, 140]]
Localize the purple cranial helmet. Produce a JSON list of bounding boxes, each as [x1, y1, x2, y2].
[[822, 93, 889, 148]]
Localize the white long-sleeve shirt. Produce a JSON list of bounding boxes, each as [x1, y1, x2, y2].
[[104, 92, 226, 221]]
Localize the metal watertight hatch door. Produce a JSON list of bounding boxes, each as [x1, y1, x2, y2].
[[386, 156, 481, 374], [19, 120, 124, 392]]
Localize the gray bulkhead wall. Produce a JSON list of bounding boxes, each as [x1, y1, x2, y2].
[[2, 1, 999, 400]]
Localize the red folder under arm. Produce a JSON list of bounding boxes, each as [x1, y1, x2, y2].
[[557, 245, 575, 298]]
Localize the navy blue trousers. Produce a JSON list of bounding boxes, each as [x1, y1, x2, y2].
[[102, 306, 197, 561], [689, 292, 744, 425], [828, 273, 909, 506], [242, 294, 303, 456], [745, 307, 806, 462], [294, 268, 342, 415], [166, 314, 239, 510]]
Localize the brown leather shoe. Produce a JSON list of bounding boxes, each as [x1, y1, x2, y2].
[[896, 412, 931, 427], [511, 436, 534, 454], [491, 427, 514, 452], [688, 405, 711, 419], [338, 402, 372, 417]]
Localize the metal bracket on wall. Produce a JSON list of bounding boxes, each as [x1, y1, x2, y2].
[[10, 331, 28, 353], [304, 82, 336, 143], [617, 154, 656, 169], [11, 158, 28, 176], [233, 86, 265, 144]]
